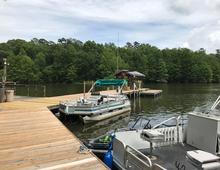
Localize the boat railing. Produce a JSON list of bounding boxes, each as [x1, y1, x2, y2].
[[113, 137, 127, 168], [152, 116, 181, 143], [113, 131, 168, 170], [210, 95, 220, 112], [125, 145, 152, 170], [156, 127, 183, 146], [152, 116, 180, 129]]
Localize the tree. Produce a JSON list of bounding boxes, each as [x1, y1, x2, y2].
[[99, 49, 115, 77], [162, 49, 181, 82], [34, 52, 46, 69], [216, 49, 220, 58], [65, 64, 77, 83], [1, 38, 220, 84], [190, 61, 212, 83], [147, 55, 168, 82], [8, 54, 37, 83]]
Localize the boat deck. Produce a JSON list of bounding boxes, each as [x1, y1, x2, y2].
[[0, 92, 110, 170], [141, 143, 197, 169]]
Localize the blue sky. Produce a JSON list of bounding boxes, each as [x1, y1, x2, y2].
[[0, 0, 220, 53]]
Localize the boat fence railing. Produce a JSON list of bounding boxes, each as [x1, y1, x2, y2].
[[125, 145, 152, 170], [210, 95, 220, 112], [152, 116, 181, 143], [155, 127, 183, 146], [152, 116, 180, 129]]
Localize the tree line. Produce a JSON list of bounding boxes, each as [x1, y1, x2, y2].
[[0, 38, 220, 84]]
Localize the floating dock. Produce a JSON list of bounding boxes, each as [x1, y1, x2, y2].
[[123, 88, 162, 97], [0, 92, 109, 170], [139, 89, 162, 97]]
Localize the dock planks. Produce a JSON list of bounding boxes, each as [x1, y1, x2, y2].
[[0, 92, 108, 170], [140, 89, 162, 97], [123, 88, 162, 97]]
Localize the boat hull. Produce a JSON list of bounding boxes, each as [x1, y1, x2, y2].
[[82, 107, 131, 124], [59, 101, 130, 115], [59, 94, 131, 116]]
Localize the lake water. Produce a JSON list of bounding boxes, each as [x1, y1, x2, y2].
[[15, 83, 220, 140]]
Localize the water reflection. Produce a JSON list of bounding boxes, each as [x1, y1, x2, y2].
[[61, 112, 130, 140]]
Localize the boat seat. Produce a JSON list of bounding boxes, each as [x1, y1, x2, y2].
[[141, 129, 164, 142], [187, 150, 220, 170]]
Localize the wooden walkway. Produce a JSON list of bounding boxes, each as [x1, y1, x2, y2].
[[0, 92, 109, 170]]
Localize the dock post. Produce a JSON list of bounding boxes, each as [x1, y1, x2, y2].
[[83, 81, 86, 99], [43, 85, 46, 97], [27, 85, 30, 96]]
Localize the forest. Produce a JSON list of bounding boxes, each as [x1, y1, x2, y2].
[[0, 38, 220, 84]]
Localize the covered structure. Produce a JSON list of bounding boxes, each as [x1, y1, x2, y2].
[[115, 70, 145, 79], [115, 70, 145, 89]]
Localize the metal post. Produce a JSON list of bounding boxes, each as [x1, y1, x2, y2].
[[0, 58, 7, 102], [2, 58, 7, 89], [83, 81, 86, 99], [176, 116, 180, 143], [116, 32, 119, 72], [138, 92, 141, 113], [133, 83, 136, 113], [133, 82, 136, 98], [150, 142, 153, 158]]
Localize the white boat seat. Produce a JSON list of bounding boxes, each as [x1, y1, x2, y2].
[[141, 129, 164, 142], [202, 162, 220, 170], [187, 150, 220, 170]]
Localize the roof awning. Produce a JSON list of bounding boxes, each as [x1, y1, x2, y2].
[[127, 71, 145, 78], [95, 79, 127, 87], [115, 70, 145, 78]]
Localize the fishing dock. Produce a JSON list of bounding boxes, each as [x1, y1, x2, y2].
[[0, 93, 108, 170]]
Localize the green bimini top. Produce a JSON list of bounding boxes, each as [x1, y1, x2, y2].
[[95, 79, 127, 87]]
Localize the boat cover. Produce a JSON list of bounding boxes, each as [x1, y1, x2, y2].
[[186, 150, 220, 164], [95, 79, 127, 87]]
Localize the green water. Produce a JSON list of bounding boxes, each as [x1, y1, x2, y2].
[[15, 83, 220, 140]]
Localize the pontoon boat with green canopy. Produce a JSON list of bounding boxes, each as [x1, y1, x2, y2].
[[59, 79, 131, 123]]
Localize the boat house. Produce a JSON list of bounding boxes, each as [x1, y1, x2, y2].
[[115, 70, 145, 90]]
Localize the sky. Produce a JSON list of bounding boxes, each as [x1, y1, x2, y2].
[[0, 0, 220, 53]]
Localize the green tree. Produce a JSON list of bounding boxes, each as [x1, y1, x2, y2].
[[1, 38, 220, 84], [34, 52, 46, 70], [8, 55, 37, 83], [190, 61, 212, 83], [162, 49, 181, 82], [65, 64, 77, 83]]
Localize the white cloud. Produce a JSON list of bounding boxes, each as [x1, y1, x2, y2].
[[0, 0, 220, 52], [182, 42, 190, 48], [181, 19, 220, 53]]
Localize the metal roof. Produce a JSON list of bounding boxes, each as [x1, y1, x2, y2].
[[127, 71, 145, 78], [115, 70, 145, 78]]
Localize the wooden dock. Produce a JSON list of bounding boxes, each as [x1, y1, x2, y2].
[[0, 92, 109, 170], [123, 88, 162, 97], [139, 89, 162, 97]]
